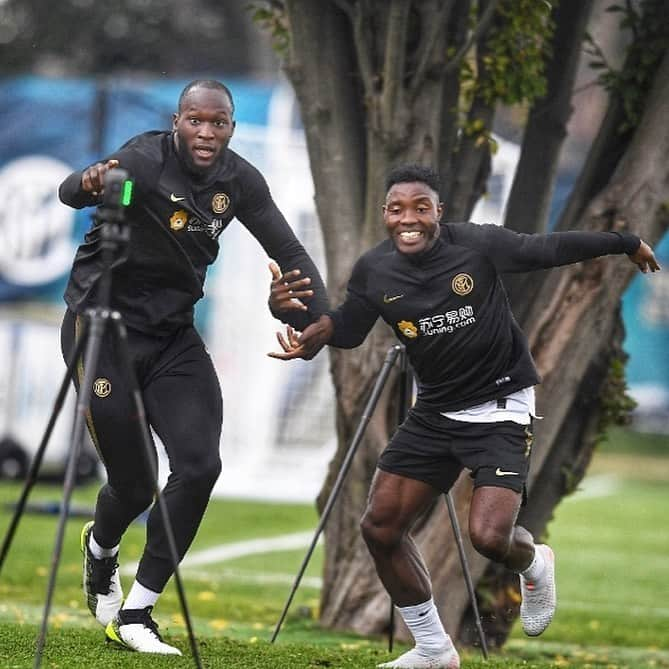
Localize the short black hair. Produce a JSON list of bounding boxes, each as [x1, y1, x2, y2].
[[386, 164, 440, 194], [178, 80, 235, 114]]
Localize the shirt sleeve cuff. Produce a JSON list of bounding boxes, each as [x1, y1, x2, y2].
[[613, 231, 641, 255]]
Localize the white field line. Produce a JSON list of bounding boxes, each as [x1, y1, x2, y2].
[[120, 530, 318, 577], [184, 567, 323, 589]]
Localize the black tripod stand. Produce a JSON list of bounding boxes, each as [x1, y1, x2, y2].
[[0, 170, 202, 669], [270, 344, 489, 659]]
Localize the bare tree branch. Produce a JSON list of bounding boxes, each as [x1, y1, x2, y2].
[[409, 0, 455, 97], [333, 0, 376, 96], [443, 0, 501, 75], [380, 0, 412, 127]]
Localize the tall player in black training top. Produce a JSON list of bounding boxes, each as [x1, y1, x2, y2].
[[269, 164, 660, 669], [59, 80, 328, 655]]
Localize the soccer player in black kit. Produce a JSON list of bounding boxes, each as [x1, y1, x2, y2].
[[269, 164, 660, 669], [58, 80, 328, 654]]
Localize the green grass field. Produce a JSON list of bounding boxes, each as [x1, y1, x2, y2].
[[0, 427, 667, 668]]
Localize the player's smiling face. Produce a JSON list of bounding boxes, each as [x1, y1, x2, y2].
[[173, 87, 235, 174], [383, 181, 442, 254]]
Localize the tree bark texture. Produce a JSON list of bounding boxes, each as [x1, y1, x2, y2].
[[279, 0, 669, 645], [504, 0, 595, 237]]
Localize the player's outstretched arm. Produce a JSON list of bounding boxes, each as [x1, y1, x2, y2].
[[628, 240, 661, 273]]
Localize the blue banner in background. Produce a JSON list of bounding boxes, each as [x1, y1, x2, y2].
[[623, 232, 669, 428]]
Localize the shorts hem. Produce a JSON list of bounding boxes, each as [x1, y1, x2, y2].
[[376, 462, 446, 493], [472, 477, 524, 495]]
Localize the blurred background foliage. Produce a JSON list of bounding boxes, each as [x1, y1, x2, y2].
[[0, 0, 279, 78]]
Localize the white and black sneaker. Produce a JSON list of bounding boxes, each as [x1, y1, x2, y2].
[[105, 606, 182, 655], [80, 521, 123, 627]]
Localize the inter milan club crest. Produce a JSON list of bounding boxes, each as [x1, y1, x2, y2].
[[451, 273, 474, 296], [212, 193, 230, 214], [93, 377, 111, 398]]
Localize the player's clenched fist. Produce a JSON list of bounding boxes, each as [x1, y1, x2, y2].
[[81, 159, 120, 196]]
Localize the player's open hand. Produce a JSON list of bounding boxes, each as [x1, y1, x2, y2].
[[81, 159, 120, 196], [268, 315, 334, 361], [269, 261, 314, 312], [629, 240, 661, 273]]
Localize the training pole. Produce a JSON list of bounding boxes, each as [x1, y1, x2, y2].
[[445, 491, 489, 659], [270, 344, 403, 643]]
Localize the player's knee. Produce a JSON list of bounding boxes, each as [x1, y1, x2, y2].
[[360, 511, 403, 552], [106, 481, 153, 515], [181, 452, 222, 491], [469, 520, 510, 562]]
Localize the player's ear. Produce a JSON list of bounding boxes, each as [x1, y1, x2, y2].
[[172, 112, 179, 130]]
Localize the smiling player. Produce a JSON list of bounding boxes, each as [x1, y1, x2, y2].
[[268, 163, 659, 669]]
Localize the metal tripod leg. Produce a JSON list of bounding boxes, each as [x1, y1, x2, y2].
[[445, 492, 489, 659], [270, 344, 403, 644], [34, 311, 107, 668]]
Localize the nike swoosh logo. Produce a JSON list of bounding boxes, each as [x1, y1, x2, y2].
[[170, 193, 186, 202], [383, 294, 404, 303], [495, 468, 519, 477]]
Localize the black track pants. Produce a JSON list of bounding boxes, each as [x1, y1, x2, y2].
[[61, 310, 223, 592]]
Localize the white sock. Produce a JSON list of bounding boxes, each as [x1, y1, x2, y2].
[[122, 580, 160, 610], [396, 597, 452, 655], [521, 545, 546, 582], [88, 533, 119, 560]]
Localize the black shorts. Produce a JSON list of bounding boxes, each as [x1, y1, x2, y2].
[[378, 407, 533, 495]]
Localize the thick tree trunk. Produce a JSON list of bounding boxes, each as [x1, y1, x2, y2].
[[284, 0, 368, 299]]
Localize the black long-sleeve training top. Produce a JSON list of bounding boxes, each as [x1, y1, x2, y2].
[[328, 222, 640, 412], [59, 130, 329, 335]]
